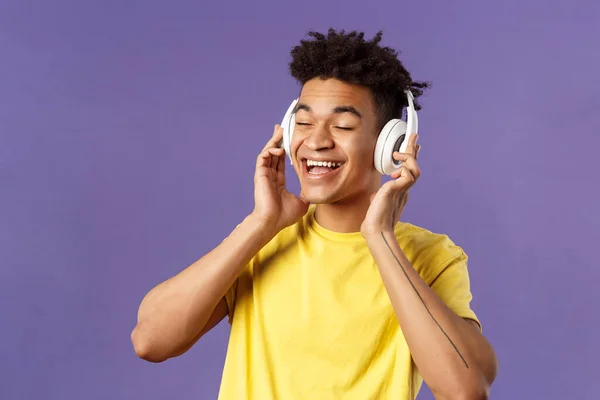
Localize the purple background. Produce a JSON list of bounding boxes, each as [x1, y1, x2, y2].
[[1, 1, 598, 399]]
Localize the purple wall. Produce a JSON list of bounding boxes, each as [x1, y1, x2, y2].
[[1, 1, 598, 399]]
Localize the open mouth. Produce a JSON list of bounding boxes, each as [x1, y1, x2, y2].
[[303, 158, 345, 176]]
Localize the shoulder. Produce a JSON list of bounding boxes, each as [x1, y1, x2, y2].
[[394, 222, 468, 283], [394, 221, 465, 258], [251, 210, 313, 262]]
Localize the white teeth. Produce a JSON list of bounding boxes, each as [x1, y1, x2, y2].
[[306, 159, 342, 167]]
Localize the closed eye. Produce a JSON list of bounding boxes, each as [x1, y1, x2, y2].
[[336, 127, 354, 131]]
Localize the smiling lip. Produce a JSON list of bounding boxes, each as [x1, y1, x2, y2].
[[301, 158, 345, 181]]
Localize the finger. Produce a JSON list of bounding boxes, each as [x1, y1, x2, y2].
[[390, 165, 403, 179], [268, 148, 277, 169], [392, 151, 421, 179], [391, 166, 416, 190], [275, 147, 286, 179], [255, 150, 271, 182], [415, 144, 422, 160], [267, 147, 285, 170], [262, 125, 284, 152], [256, 147, 283, 171], [404, 133, 419, 157], [256, 148, 271, 171]]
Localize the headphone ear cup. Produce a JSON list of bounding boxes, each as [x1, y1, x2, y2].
[[281, 99, 298, 164], [374, 119, 408, 175]]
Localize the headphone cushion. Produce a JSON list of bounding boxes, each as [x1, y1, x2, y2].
[[281, 99, 298, 162], [374, 119, 408, 175]]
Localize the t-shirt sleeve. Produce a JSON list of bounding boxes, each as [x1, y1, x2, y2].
[[429, 249, 482, 331]]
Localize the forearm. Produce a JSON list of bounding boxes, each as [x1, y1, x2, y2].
[[365, 230, 495, 399], [132, 213, 275, 361]]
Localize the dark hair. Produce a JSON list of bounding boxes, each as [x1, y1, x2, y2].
[[289, 29, 430, 129]]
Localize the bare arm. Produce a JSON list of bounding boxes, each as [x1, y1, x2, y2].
[[130, 213, 274, 363], [131, 124, 308, 363], [361, 135, 496, 398], [364, 231, 497, 399]]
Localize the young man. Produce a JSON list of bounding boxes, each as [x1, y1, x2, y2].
[[131, 29, 497, 399]]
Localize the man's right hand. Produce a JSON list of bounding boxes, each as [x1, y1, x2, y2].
[[251, 124, 309, 234], [132, 124, 309, 363]]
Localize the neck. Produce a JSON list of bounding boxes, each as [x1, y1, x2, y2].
[[313, 195, 372, 233]]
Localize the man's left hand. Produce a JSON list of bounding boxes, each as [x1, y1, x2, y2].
[[361, 134, 421, 236]]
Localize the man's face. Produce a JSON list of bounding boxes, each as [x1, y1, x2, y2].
[[290, 78, 382, 205]]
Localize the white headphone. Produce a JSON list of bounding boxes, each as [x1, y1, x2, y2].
[[280, 90, 418, 175]]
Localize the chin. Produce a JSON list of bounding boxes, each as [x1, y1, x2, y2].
[[305, 185, 375, 207], [302, 186, 358, 205], [302, 190, 338, 205]]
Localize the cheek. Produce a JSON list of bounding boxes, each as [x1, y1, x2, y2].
[[289, 132, 308, 172], [343, 139, 379, 184], [290, 130, 306, 155], [346, 137, 376, 165]]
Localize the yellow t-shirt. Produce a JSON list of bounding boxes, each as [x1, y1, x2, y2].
[[219, 206, 480, 399]]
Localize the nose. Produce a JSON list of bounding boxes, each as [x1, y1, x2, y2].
[[303, 124, 334, 151]]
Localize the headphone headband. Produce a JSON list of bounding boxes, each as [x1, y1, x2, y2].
[[404, 89, 418, 136]]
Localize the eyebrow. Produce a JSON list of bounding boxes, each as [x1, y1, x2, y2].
[[295, 103, 362, 118]]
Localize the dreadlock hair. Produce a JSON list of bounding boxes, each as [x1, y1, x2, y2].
[[289, 29, 430, 131]]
